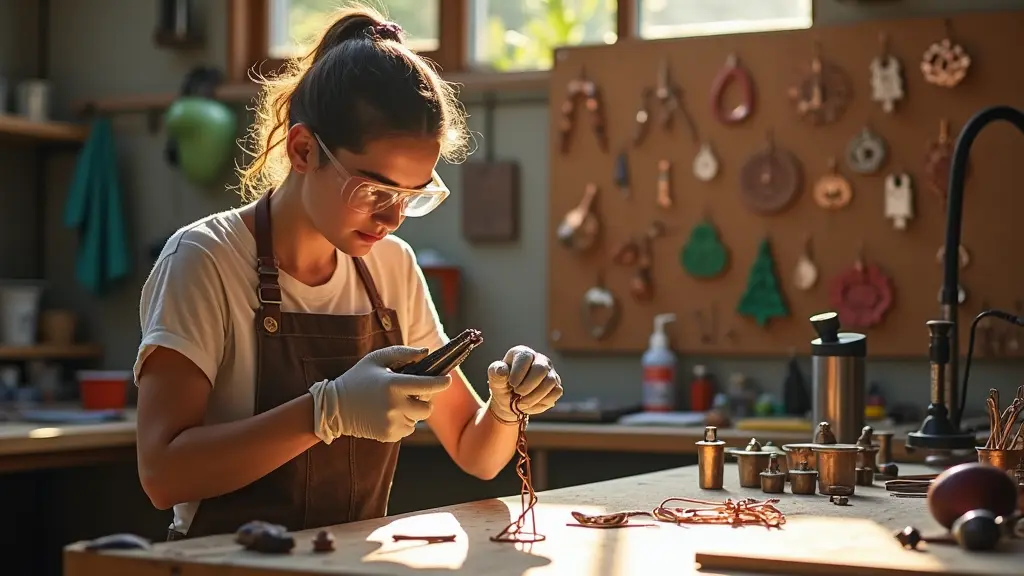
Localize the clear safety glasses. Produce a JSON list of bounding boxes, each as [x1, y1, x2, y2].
[[314, 133, 449, 218]]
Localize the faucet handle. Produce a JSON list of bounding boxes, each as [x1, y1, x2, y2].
[[926, 320, 953, 337], [926, 320, 953, 365]]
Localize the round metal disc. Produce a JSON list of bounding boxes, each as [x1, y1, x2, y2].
[[739, 147, 803, 214], [845, 130, 887, 174]]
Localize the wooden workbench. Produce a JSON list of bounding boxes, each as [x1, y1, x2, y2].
[[63, 463, 1022, 576]]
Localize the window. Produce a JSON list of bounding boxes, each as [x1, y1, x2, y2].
[[227, 0, 814, 86], [267, 0, 441, 58], [468, 0, 618, 72], [638, 0, 812, 39]]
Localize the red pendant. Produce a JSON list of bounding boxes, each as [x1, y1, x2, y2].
[[829, 263, 894, 328]]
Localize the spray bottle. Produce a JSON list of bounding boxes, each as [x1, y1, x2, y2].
[[642, 313, 677, 412]]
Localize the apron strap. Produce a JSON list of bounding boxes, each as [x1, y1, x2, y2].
[[352, 257, 393, 332], [253, 191, 392, 334], [254, 191, 283, 333]]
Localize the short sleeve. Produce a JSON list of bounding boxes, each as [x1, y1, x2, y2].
[[398, 245, 448, 351], [133, 237, 229, 387]]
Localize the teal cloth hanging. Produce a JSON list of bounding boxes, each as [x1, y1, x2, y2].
[[63, 118, 131, 296]]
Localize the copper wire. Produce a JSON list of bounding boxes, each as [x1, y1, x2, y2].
[[985, 386, 1024, 450], [571, 497, 786, 529], [652, 497, 786, 528], [491, 394, 546, 543]]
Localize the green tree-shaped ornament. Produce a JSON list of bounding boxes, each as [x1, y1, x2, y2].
[[680, 220, 729, 278], [737, 238, 789, 327]]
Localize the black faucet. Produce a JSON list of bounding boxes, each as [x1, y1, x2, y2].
[[940, 105, 1024, 430]]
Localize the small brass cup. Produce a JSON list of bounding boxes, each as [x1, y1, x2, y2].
[[812, 444, 859, 496], [976, 448, 1024, 474]]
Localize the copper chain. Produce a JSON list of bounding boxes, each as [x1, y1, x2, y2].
[[491, 394, 546, 543]]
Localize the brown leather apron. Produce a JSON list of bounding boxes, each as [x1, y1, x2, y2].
[[169, 191, 404, 540]]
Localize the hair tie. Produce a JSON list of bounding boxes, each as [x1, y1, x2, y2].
[[371, 21, 403, 42]]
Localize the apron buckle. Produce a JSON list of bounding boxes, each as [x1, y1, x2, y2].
[[263, 316, 279, 333]]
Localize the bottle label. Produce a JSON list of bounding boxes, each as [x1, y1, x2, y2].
[[643, 366, 675, 411]]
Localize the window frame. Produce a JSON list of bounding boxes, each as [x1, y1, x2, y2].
[[226, 0, 466, 82], [227, 0, 812, 83]]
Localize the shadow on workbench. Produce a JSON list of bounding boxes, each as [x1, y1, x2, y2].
[[337, 498, 554, 574]]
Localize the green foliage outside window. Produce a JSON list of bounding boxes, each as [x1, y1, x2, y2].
[[275, 0, 615, 73], [273, 0, 439, 57], [479, 0, 615, 72]]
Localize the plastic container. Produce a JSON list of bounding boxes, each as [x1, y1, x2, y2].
[[641, 313, 677, 412], [0, 281, 45, 346], [690, 364, 715, 412], [77, 370, 131, 410]]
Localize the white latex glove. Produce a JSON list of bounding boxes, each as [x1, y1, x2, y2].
[[308, 345, 452, 444], [486, 345, 563, 424]]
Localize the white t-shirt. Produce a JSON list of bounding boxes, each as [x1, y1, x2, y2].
[[133, 208, 448, 534]]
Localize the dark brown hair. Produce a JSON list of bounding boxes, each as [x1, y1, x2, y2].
[[238, 4, 469, 201]]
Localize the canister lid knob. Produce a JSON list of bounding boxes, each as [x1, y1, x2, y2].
[[810, 311, 840, 343]]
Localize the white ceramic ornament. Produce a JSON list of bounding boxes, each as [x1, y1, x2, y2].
[[870, 55, 904, 113], [692, 142, 720, 182], [884, 172, 913, 230]]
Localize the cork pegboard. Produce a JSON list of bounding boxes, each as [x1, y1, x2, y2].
[[547, 10, 1024, 357]]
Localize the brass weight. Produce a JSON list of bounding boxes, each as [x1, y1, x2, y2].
[[811, 420, 859, 495], [762, 441, 789, 479], [732, 438, 773, 488], [789, 460, 819, 495], [695, 426, 726, 490], [760, 453, 786, 494], [856, 425, 880, 486], [874, 430, 899, 480], [856, 425, 880, 472], [813, 443, 860, 496]]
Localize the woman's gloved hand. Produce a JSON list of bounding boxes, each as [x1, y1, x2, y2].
[[486, 345, 563, 424], [308, 346, 452, 444]]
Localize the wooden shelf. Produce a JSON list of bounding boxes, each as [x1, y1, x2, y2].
[[76, 70, 551, 115], [0, 114, 89, 144], [0, 344, 102, 361]]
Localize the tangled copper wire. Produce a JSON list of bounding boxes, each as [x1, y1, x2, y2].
[[652, 497, 785, 528], [491, 394, 546, 543], [570, 497, 786, 530]]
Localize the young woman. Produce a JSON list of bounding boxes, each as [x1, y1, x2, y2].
[[134, 6, 563, 540]]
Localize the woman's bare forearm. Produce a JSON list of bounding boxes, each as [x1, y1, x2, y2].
[[454, 405, 520, 480], [144, 394, 319, 509]]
